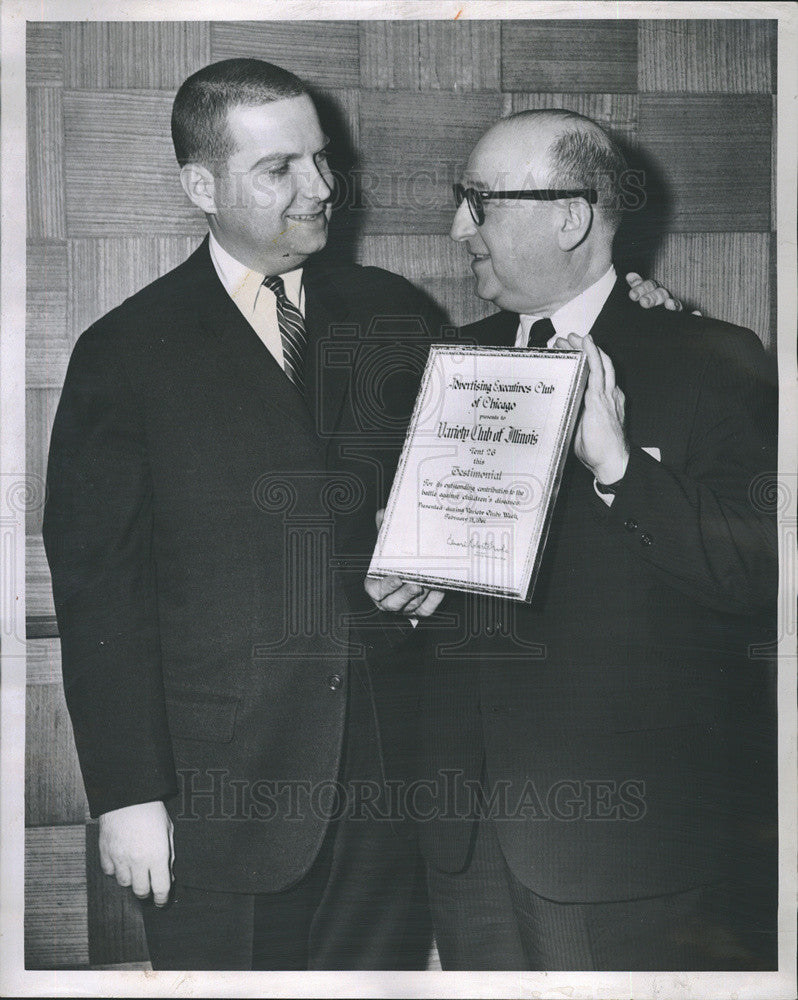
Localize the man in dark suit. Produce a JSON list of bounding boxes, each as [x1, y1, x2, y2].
[[42, 57, 450, 971], [368, 109, 778, 970]]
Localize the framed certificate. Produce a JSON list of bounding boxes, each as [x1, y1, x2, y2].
[[368, 345, 588, 601]]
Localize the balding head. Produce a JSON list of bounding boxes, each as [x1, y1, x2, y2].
[[451, 109, 626, 314], [479, 109, 628, 233]]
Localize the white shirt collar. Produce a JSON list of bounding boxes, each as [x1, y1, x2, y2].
[[516, 265, 617, 347], [208, 230, 304, 315]]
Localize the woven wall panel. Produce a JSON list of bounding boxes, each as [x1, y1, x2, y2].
[[211, 21, 359, 88], [26, 534, 55, 619], [649, 232, 771, 350], [67, 236, 200, 342], [638, 20, 774, 93], [772, 95, 777, 232], [360, 21, 420, 89], [419, 21, 501, 91], [26, 388, 59, 536], [27, 343, 71, 395], [27, 242, 70, 391], [85, 824, 149, 967], [358, 90, 503, 234], [506, 92, 638, 145], [27, 87, 66, 240], [318, 90, 360, 244], [27, 22, 64, 87], [25, 825, 88, 969], [27, 638, 62, 686], [638, 95, 771, 232], [64, 22, 210, 90], [357, 234, 496, 329], [63, 91, 205, 237], [317, 88, 359, 151], [769, 232, 776, 349], [26, 682, 88, 826], [501, 20, 638, 93]]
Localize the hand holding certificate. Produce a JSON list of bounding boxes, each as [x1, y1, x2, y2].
[[368, 346, 588, 602]]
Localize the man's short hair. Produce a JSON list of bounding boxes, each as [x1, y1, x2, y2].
[[507, 109, 630, 231], [171, 58, 308, 168]]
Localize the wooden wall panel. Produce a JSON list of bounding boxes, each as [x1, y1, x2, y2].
[[25, 826, 88, 969], [64, 22, 210, 90], [506, 92, 638, 145], [26, 388, 59, 537], [638, 95, 771, 232], [769, 233, 777, 351], [650, 233, 772, 349], [85, 825, 149, 967], [27, 243, 70, 391], [211, 21, 359, 88], [63, 91, 205, 237], [360, 21, 420, 89], [357, 235, 495, 329], [27, 534, 55, 619], [419, 21, 501, 91], [67, 236, 200, 341], [501, 20, 638, 93], [27, 22, 64, 87], [27, 637, 62, 686], [358, 90, 503, 234], [27, 87, 66, 240], [317, 88, 360, 151], [26, 682, 88, 826], [772, 95, 777, 232], [638, 20, 774, 93]]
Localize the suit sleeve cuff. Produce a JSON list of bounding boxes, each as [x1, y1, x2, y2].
[[590, 446, 663, 542]]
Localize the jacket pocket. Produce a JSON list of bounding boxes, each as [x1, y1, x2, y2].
[[164, 687, 240, 744]]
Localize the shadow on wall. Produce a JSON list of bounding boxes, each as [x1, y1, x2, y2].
[[614, 137, 674, 296], [311, 88, 360, 266]]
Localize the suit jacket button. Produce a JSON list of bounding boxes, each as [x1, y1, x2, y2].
[[624, 518, 638, 532], [640, 532, 653, 546], [327, 674, 343, 690]]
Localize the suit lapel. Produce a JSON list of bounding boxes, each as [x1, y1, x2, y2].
[[188, 238, 320, 440], [463, 309, 519, 348], [303, 258, 354, 445], [585, 279, 630, 349]]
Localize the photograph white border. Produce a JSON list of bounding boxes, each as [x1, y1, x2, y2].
[[2, 2, 796, 997]]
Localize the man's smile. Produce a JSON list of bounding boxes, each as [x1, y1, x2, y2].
[[285, 209, 327, 222]]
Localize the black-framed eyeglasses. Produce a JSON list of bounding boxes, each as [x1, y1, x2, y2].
[[452, 182, 598, 226]]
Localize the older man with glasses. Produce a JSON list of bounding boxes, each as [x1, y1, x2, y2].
[[369, 107, 777, 971]]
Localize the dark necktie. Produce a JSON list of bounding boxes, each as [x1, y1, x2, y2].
[[261, 274, 307, 389], [527, 317, 557, 348]]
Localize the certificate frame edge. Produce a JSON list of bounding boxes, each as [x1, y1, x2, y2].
[[369, 345, 588, 602]]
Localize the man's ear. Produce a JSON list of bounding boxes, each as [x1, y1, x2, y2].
[[180, 163, 216, 215], [556, 197, 593, 252]]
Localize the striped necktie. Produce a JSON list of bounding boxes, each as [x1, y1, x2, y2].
[[261, 274, 307, 389]]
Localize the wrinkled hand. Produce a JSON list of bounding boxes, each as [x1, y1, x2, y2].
[[553, 333, 629, 484], [98, 800, 174, 907], [626, 272, 682, 312], [367, 508, 445, 617]]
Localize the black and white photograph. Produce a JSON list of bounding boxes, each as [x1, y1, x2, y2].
[[1, 1, 796, 997]]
